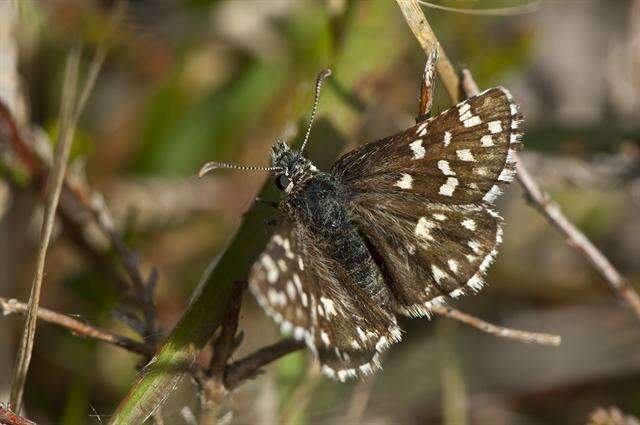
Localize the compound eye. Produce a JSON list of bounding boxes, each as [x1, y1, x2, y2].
[[275, 174, 291, 191]]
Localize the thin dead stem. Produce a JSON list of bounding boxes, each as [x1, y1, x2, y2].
[[224, 339, 305, 390], [431, 305, 561, 346], [0, 297, 154, 357], [395, 0, 640, 320], [0, 404, 36, 425], [9, 47, 88, 412], [417, 0, 541, 16]]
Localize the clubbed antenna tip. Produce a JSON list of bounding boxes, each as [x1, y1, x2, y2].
[[299, 67, 332, 154], [197, 161, 280, 178]]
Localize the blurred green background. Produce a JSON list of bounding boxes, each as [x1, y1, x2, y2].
[[1, 0, 639, 423]]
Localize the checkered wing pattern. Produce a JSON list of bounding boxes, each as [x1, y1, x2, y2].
[[249, 221, 401, 381], [332, 87, 522, 205], [332, 87, 522, 316]]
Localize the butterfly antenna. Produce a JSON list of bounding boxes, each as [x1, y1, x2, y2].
[[299, 68, 332, 154], [198, 161, 282, 178]]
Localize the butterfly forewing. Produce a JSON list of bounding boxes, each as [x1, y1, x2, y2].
[[332, 87, 522, 205], [249, 221, 401, 380]]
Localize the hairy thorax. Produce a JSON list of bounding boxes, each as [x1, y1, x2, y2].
[[282, 172, 393, 307]]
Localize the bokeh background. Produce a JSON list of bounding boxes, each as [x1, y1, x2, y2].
[[1, 0, 640, 424]]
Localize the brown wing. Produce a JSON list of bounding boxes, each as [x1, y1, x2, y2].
[[331, 87, 523, 205], [331, 87, 522, 316], [354, 198, 503, 316], [249, 221, 401, 380]]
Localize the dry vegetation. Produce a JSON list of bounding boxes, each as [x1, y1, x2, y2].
[[1, 0, 639, 424]]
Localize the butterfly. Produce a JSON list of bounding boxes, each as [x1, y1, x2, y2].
[[199, 51, 523, 381]]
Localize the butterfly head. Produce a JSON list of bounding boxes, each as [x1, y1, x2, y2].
[[271, 139, 317, 194], [197, 68, 330, 191]]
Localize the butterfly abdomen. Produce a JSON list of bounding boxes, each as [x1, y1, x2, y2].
[[284, 173, 393, 307]]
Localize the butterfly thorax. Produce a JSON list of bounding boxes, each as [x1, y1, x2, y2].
[[281, 170, 393, 308]]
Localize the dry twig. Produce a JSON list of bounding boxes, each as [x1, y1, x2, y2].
[[0, 297, 154, 357], [395, 0, 640, 319], [431, 305, 561, 346], [9, 47, 87, 412], [224, 339, 305, 390], [0, 404, 36, 425]]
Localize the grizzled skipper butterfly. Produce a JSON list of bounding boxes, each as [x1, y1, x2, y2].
[[199, 51, 523, 381]]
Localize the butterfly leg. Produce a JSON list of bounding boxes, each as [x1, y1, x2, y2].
[[416, 49, 439, 123]]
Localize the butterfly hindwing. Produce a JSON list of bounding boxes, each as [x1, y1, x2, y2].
[[249, 221, 401, 380], [353, 197, 502, 316], [331, 87, 523, 205]]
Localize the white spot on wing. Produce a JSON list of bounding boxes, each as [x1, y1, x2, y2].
[[437, 160, 455, 176], [488, 121, 502, 134], [448, 259, 459, 274], [286, 281, 296, 299], [415, 217, 436, 241], [483, 184, 502, 203], [450, 288, 464, 298], [439, 177, 459, 196], [320, 297, 337, 316], [458, 102, 471, 115], [267, 289, 286, 306], [461, 218, 477, 231], [443, 131, 452, 147], [480, 135, 493, 147], [262, 255, 279, 284], [277, 259, 288, 272], [409, 139, 426, 159], [498, 167, 516, 182], [506, 148, 517, 164], [468, 275, 484, 291], [464, 116, 482, 127], [431, 265, 447, 283], [456, 149, 475, 162], [320, 330, 330, 346], [432, 213, 447, 221], [282, 238, 295, 259], [394, 173, 413, 189], [468, 240, 482, 254]]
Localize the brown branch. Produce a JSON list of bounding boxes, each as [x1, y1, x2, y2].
[[0, 404, 36, 425], [395, 0, 640, 320], [515, 161, 640, 316], [224, 339, 305, 390], [196, 281, 245, 425], [431, 305, 561, 346], [0, 297, 154, 357], [208, 281, 245, 374]]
